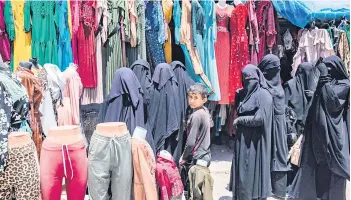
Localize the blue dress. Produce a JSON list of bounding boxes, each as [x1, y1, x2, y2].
[[57, 0, 72, 71], [200, 0, 221, 101], [145, 0, 165, 69]]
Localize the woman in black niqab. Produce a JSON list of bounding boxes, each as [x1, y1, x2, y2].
[[258, 54, 289, 198], [229, 64, 273, 200], [288, 56, 350, 200]]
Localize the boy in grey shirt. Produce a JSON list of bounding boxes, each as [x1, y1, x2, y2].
[[179, 83, 213, 167]]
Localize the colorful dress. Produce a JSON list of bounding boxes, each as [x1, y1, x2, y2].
[[246, 0, 259, 65], [0, 0, 11, 62], [76, 1, 97, 88], [6, 0, 31, 71], [162, 0, 173, 63], [229, 4, 249, 104], [201, 0, 221, 101], [24, 1, 58, 66], [214, 4, 233, 104], [57, 0, 73, 71]]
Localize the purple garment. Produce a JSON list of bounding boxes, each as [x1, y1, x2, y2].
[[0, 0, 11, 62]]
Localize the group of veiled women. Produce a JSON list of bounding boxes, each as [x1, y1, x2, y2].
[[229, 54, 349, 200]]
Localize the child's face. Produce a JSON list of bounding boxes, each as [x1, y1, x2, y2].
[[188, 92, 207, 109]]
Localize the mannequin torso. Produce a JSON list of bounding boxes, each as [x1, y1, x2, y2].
[[96, 122, 128, 137], [217, 0, 227, 8], [8, 132, 32, 148], [47, 125, 83, 145]]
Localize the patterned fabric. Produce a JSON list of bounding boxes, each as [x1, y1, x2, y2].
[[0, 0, 11, 62], [246, 0, 259, 65], [229, 4, 249, 104], [338, 31, 350, 75], [0, 142, 40, 199], [162, 0, 173, 63]]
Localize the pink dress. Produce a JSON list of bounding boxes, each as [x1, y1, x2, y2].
[[229, 4, 249, 104], [214, 4, 233, 105]]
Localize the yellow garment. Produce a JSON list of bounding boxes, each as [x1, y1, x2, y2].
[[162, 0, 173, 63], [67, 0, 72, 38], [12, 0, 31, 71]]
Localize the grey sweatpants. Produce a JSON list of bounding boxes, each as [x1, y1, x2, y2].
[[88, 132, 132, 200]]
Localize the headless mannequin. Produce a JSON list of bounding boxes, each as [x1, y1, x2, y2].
[[233, 0, 242, 6], [47, 125, 83, 145], [8, 132, 32, 149], [132, 126, 147, 140], [159, 150, 173, 161], [217, 0, 227, 8], [96, 122, 128, 137]]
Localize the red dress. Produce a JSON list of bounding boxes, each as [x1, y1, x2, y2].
[[229, 4, 249, 104], [214, 4, 233, 104], [77, 1, 97, 88]]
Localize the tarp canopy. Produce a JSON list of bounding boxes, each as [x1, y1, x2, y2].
[[272, 0, 350, 28]]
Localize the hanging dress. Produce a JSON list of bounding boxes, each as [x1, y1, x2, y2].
[[57, 0, 73, 71], [76, 1, 97, 88], [0, 0, 11, 63], [201, 0, 221, 101], [7, 0, 31, 71], [103, 0, 124, 95], [145, 0, 165, 70], [162, 0, 173, 63], [229, 4, 249, 104], [24, 1, 58, 66], [215, 4, 233, 104], [69, 0, 79, 64]]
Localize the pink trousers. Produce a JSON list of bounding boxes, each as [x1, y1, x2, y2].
[[40, 140, 88, 200]]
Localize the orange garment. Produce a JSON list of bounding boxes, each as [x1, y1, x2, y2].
[[15, 67, 43, 157], [131, 137, 158, 200], [57, 66, 82, 126]]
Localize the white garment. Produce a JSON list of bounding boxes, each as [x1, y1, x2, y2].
[[39, 90, 57, 136], [219, 105, 227, 126], [292, 28, 334, 76]]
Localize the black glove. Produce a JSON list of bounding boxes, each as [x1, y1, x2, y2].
[[317, 63, 328, 77]]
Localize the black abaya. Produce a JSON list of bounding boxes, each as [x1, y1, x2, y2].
[[258, 54, 289, 197], [288, 56, 350, 200], [229, 65, 273, 200]]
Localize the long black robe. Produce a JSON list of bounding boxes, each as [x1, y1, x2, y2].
[[258, 54, 289, 197], [147, 63, 180, 154], [284, 62, 320, 136], [229, 64, 273, 200], [288, 56, 350, 200], [130, 59, 152, 123], [171, 61, 195, 163], [98, 68, 145, 134]]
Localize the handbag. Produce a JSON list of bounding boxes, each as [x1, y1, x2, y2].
[[289, 134, 303, 167]]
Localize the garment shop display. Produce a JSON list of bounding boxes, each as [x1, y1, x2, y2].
[[25, 1, 58, 66], [0, 142, 40, 200], [229, 3, 249, 104], [258, 54, 289, 198], [15, 67, 43, 157], [229, 65, 273, 200], [41, 139, 87, 200], [162, 0, 173, 64], [57, 64, 83, 126], [103, 0, 124, 95], [156, 151, 184, 200], [0, 0, 11, 63], [131, 136, 158, 200], [201, 0, 221, 101], [7, 0, 31, 71], [0, 63, 30, 174], [76, 1, 98, 88], [288, 56, 350, 200], [147, 63, 180, 154], [88, 132, 132, 200], [188, 165, 214, 200], [99, 67, 145, 134], [246, 0, 259, 65], [130, 59, 152, 124], [69, 0, 79, 64], [215, 3, 233, 104]]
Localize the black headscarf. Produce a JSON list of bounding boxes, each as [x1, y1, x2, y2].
[[130, 59, 152, 103], [237, 64, 268, 116], [99, 67, 145, 134], [285, 62, 319, 122], [147, 63, 180, 154]]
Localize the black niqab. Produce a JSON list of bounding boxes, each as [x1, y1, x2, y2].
[[98, 67, 145, 134], [147, 63, 180, 154], [288, 56, 350, 200], [258, 54, 289, 174]]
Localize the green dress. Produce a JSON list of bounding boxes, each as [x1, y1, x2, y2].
[[25, 0, 58, 66]]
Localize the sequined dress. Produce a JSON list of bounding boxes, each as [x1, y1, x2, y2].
[[214, 4, 233, 104]]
